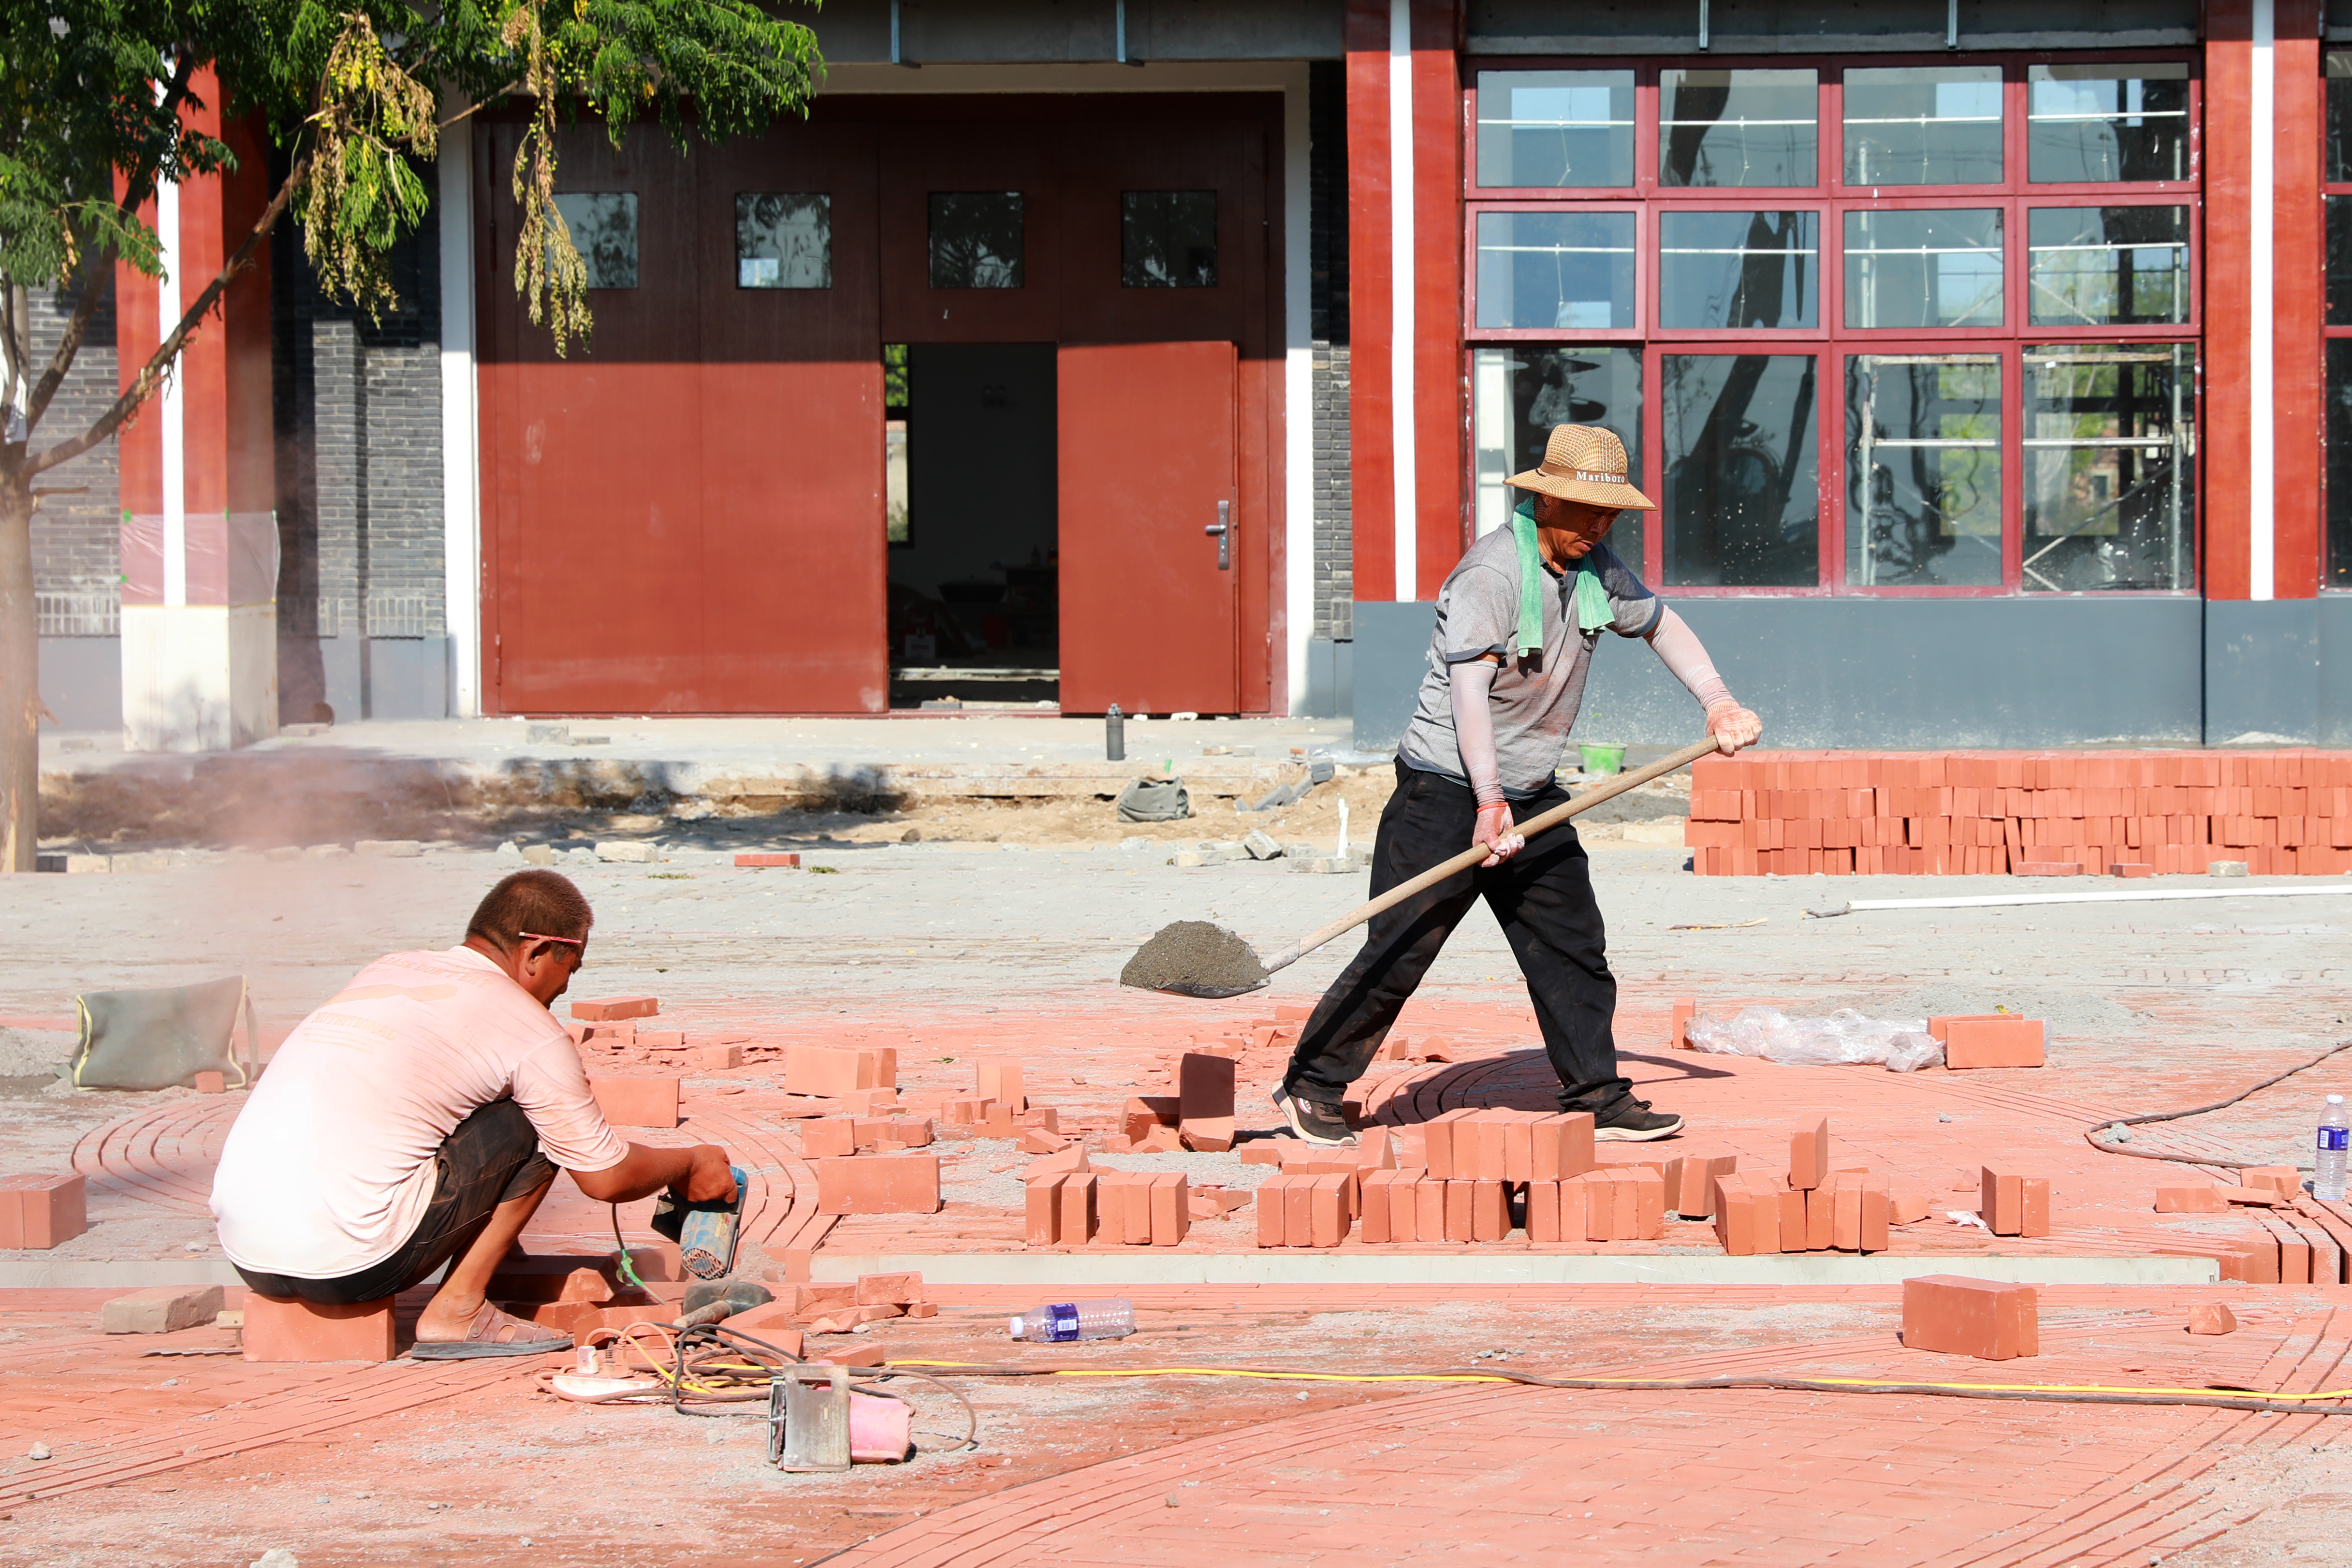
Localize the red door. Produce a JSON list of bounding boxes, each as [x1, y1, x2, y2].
[[1056, 341, 1239, 714]]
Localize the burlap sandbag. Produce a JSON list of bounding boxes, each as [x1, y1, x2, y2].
[[73, 976, 256, 1091]]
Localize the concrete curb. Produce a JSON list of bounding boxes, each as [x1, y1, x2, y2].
[[808, 1253, 2220, 1287]]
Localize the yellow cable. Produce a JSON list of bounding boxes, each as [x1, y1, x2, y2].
[[884, 1360, 2352, 1401]]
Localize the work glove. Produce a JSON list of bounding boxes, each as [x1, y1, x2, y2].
[[1706, 701, 1763, 755], [1473, 801, 1524, 867]]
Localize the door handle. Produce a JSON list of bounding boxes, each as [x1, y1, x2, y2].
[[1205, 500, 1231, 570]]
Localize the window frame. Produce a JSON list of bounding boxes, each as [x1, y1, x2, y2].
[[2323, 52, 2352, 590], [1462, 48, 2204, 599]]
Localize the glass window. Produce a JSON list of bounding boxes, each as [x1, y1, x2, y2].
[[1660, 69, 1818, 189], [1659, 211, 1819, 330], [1476, 70, 1636, 189], [1474, 210, 1636, 330], [1471, 347, 1645, 564], [1122, 192, 1217, 287], [2330, 197, 2352, 324], [2027, 206, 2189, 326], [1661, 354, 1821, 586], [2027, 64, 2191, 183], [929, 192, 1023, 288], [1843, 208, 2003, 329], [552, 193, 639, 289], [1842, 66, 2003, 186], [735, 193, 832, 289], [2329, 54, 2352, 182], [1846, 354, 2002, 587], [2330, 340, 2352, 585], [2021, 345, 2195, 592]]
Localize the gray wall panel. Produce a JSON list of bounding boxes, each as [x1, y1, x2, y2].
[[1351, 596, 2207, 753], [365, 638, 452, 721], [36, 638, 122, 733], [812, 0, 1342, 63], [2206, 600, 2320, 746], [1469, 0, 2195, 52], [2319, 598, 2352, 747]]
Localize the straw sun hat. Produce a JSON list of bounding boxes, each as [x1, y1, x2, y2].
[[1506, 424, 1655, 512]]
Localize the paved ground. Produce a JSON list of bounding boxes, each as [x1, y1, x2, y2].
[[6, 764, 2352, 1564]]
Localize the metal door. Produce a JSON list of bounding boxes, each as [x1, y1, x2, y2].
[[1055, 340, 1239, 714]]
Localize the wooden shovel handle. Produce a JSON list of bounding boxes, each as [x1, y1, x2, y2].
[[1259, 736, 1724, 975]]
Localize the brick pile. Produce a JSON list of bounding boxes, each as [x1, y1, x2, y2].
[[1685, 749, 2352, 876]]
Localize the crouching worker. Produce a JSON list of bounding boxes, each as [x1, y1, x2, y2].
[[209, 870, 736, 1358]]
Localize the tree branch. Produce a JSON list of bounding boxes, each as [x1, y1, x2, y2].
[[22, 49, 204, 437], [26, 152, 307, 481]]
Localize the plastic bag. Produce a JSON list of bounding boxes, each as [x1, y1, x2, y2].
[[1682, 1006, 1944, 1072]]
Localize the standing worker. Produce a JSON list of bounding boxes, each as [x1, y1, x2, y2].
[[1272, 425, 1761, 1146]]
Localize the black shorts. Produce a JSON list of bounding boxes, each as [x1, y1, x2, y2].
[[234, 1099, 556, 1305]]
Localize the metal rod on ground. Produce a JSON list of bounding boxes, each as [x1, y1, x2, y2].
[[1810, 885, 2352, 917]]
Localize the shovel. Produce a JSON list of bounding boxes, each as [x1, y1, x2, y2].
[[1119, 736, 1723, 999]]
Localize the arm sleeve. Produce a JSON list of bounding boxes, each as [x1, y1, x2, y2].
[[1589, 544, 1665, 639], [511, 1037, 630, 1173], [1449, 658, 1507, 807], [1645, 607, 1735, 713]]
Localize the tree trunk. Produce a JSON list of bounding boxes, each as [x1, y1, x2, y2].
[[0, 475, 38, 872]]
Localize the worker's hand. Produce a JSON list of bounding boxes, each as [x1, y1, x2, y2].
[[1706, 702, 1763, 755], [677, 1145, 738, 1205], [1473, 802, 1524, 868]]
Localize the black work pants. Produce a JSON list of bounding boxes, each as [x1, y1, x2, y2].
[[1281, 762, 1632, 1115], [234, 1099, 555, 1304]]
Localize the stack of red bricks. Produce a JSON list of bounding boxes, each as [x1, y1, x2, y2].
[[2150, 1166, 2352, 1283], [1686, 749, 2352, 877], [1712, 1120, 1933, 1257], [1026, 1160, 1206, 1247]]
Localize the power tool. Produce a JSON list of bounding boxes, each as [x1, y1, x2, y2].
[[649, 1164, 749, 1281]]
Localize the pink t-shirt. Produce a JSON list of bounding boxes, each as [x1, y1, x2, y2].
[[210, 946, 628, 1280]]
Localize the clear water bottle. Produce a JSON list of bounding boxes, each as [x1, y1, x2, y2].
[[1008, 1299, 1135, 1343], [2318, 1095, 2350, 1202]]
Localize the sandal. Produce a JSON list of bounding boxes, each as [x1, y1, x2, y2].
[[409, 1302, 574, 1360]]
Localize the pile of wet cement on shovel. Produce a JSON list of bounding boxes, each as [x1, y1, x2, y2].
[[1120, 921, 1270, 994]]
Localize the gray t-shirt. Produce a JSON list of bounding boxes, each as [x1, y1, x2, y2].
[[1396, 528, 1662, 798]]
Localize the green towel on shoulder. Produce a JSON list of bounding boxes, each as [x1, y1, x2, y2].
[[1509, 496, 1613, 658]]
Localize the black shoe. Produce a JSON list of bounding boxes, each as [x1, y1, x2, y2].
[[1271, 1086, 1356, 1147], [1591, 1098, 1683, 1142]]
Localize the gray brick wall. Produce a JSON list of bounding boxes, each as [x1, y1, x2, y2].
[[1309, 59, 1352, 641], [26, 276, 122, 633]]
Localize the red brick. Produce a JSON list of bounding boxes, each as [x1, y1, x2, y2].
[[587, 1075, 680, 1129], [1124, 1096, 1181, 1143], [785, 1045, 873, 1098], [2242, 1166, 2301, 1198], [193, 1070, 226, 1094], [1712, 1182, 1765, 1256], [813, 1155, 940, 1215], [856, 1272, 922, 1306], [1059, 1172, 1098, 1242], [2215, 1184, 2284, 1206], [884, 1117, 934, 1149], [0, 1174, 86, 1249], [1178, 1053, 1237, 1152], [1018, 1126, 1069, 1155], [1980, 1165, 2025, 1235], [1471, 1178, 1511, 1242], [1670, 996, 1696, 1049], [1553, 1112, 1595, 1179], [2018, 1176, 2049, 1237], [1149, 1172, 1190, 1246], [802, 1118, 857, 1159], [1120, 1172, 1157, 1245], [1860, 1179, 1889, 1252], [1354, 1126, 1397, 1172], [638, 1030, 687, 1051], [1902, 1275, 2039, 1360], [1499, 1116, 1536, 1185], [574, 996, 659, 1021], [243, 1293, 396, 1362], [1239, 1138, 1294, 1166], [1892, 1187, 1932, 1225], [1945, 1017, 2045, 1070], [1019, 1105, 1060, 1133], [1025, 1172, 1065, 1245], [1310, 1173, 1348, 1247], [792, 1284, 856, 1318], [1524, 1179, 1561, 1243], [1832, 1183, 1863, 1252], [1789, 1117, 1830, 1190], [1422, 1110, 1468, 1179], [1458, 1116, 1507, 1181], [1413, 1175, 1447, 1243], [2109, 862, 2155, 878], [696, 1044, 743, 1071], [1284, 1175, 1314, 1247], [1255, 1174, 1290, 1247], [1359, 1169, 1396, 1244], [2155, 1181, 2226, 1213], [720, 1304, 805, 1354], [486, 1256, 623, 1304], [2188, 1302, 2239, 1335], [1666, 1151, 1738, 1220], [1626, 1167, 1665, 1240], [975, 1058, 1026, 1111], [1775, 1184, 1807, 1251], [1443, 1177, 1476, 1242], [1802, 1184, 1834, 1250], [735, 852, 802, 867]]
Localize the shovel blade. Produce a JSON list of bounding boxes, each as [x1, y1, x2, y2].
[[1152, 980, 1269, 1000]]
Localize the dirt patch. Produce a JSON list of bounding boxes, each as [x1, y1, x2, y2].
[[1119, 921, 1269, 995]]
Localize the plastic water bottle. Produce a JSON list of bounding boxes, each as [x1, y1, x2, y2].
[[2318, 1095, 2350, 1202], [1008, 1299, 1135, 1343]]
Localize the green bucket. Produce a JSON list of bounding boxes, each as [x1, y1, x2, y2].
[[1579, 743, 1625, 777]]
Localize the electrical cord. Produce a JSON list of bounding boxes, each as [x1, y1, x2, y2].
[[2083, 1038, 2352, 1169], [885, 1359, 2352, 1417], [595, 1319, 979, 1451]]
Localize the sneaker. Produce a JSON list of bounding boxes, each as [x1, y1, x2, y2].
[[1591, 1098, 1684, 1142], [1271, 1086, 1357, 1147]]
